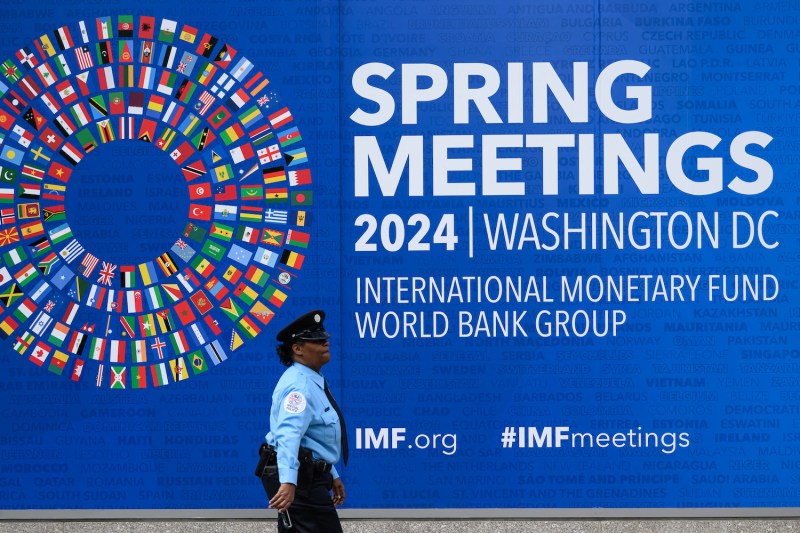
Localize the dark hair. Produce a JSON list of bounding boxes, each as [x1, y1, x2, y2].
[[276, 342, 295, 367]]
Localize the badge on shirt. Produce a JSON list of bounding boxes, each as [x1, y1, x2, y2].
[[284, 391, 307, 414]]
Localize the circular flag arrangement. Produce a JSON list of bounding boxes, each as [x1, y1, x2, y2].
[[0, 16, 314, 388]]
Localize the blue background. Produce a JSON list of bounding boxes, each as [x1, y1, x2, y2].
[[1, 0, 799, 511]]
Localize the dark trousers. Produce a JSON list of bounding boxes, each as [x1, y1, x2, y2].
[[262, 470, 343, 533]]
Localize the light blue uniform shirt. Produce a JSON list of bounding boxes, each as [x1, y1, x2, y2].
[[265, 362, 342, 484]]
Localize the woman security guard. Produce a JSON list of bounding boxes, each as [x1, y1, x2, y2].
[[261, 309, 348, 532]]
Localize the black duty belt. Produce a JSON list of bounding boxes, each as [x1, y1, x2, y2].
[[260, 443, 333, 474]]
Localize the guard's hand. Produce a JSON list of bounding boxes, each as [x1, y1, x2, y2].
[[269, 483, 296, 512], [332, 477, 346, 506]]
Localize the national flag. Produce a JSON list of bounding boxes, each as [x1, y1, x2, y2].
[[16, 181, 41, 198], [12, 125, 34, 148], [68, 103, 91, 129], [20, 219, 44, 238], [188, 203, 211, 221], [48, 321, 70, 347], [234, 282, 258, 306], [55, 80, 77, 104], [138, 313, 155, 337], [14, 263, 39, 287], [278, 126, 302, 147], [162, 283, 183, 303], [119, 315, 136, 338], [138, 65, 154, 90], [146, 94, 165, 117], [291, 190, 313, 206], [286, 229, 310, 248], [145, 285, 164, 310], [170, 357, 189, 381], [0, 226, 19, 246], [118, 116, 136, 139], [29, 341, 51, 366], [180, 25, 199, 44], [245, 265, 268, 287], [280, 249, 305, 269], [119, 265, 136, 288], [269, 107, 292, 128], [155, 126, 176, 150], [42, 204, 66, 222], [210, 222, 233, 241], [177, 267, 199, 291], [58, 239, 83, 264], [254, 247, 278, 267], [288, 168, 312, 186], [36, 251, 58, 275], [16, 47, 37, 70], [263, 165, 286, 184], [35, 63, 57, 88], [235, 226, 258, 245], [47, 160, 71, 182], [205, 338, 228, 365], [156, 252, 177, 276], [67, 330, 86, 355], [70, 359, 84, 381], [157, 71, 177, 95], [87, 95, 108, 119], [2, 60, 21, 83], [239, 105, 263, 129], [258, 143, 281, 165], [97, 119, 115, 143], [48, 350, 69, 375], [158, 45, 178, 69], [191, 256, 213, 277], [222, 265, 242, 285], [24, 107, 46, 131], [59, 141, 83, 165], [250, 301, 275, 326], [132, 339, 147, 362], [174, 300, 196, 326], [109, 366, 126, 389], [108, 92, 125, 115], [209, 106, 231, 128], [75, 45, 94, 70], [109, 339, 126, 363], [285, 147, 308, 167], [264, 284, 288, 307], [138, 118, 157, 142], [117, 15, 134, 38], [0, 281, 22, 306], [175, 78, 196, 103], [53, 114, 76, 137], [189, 350, 208, 374], [159, 19, 177, 42], [61, 301, 79, 324], [2, 245, 25, 265], [88, 336, 106, 361], [197, 34, 218, 57], [229, 143, 255, 164], [155, 309, 174, 333], [97, 261, 116, 285], [244, 70, 269, 96], [12, 297, 36, 321], [118, 63, 134, 86], [189, 291, 213, 316], [96, 41, 113, 64], [213, 163, 233, 184], [236, 315, 261, 340], [139, 16, 156, 39], [150, 362, 169, 386], [97, 66, 115, 90], [264, 208, 288, 224], [96, 16, 112, 40], [204, 276, 228, 301], [126, 290, 143, 313], [214, 43, 236, 68], [0, 316, 19, 338], [169, 140, 193, 165], [265, 188, 288, 203], [195, 62, 217, 86], [219, 297, 243, 321], [54, 55, 72, 80], [131, 366, 147, 388], [18, 75, 42, 99], [53, 25, 75, 50]]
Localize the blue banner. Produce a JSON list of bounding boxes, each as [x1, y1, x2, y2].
[[0, 0, 799, 511]]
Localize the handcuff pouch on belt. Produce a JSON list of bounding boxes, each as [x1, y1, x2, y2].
[[255, 443, 326, 497]]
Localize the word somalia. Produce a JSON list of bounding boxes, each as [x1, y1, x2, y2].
[[351, 61, 772, 197]]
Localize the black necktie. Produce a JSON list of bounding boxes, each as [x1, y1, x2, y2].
[[324, 380, 348, 466]]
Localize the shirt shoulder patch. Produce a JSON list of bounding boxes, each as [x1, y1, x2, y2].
[[283, 391, 307, 414]]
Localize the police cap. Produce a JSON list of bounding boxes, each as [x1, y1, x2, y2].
[[276, 309, 330, 343]]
